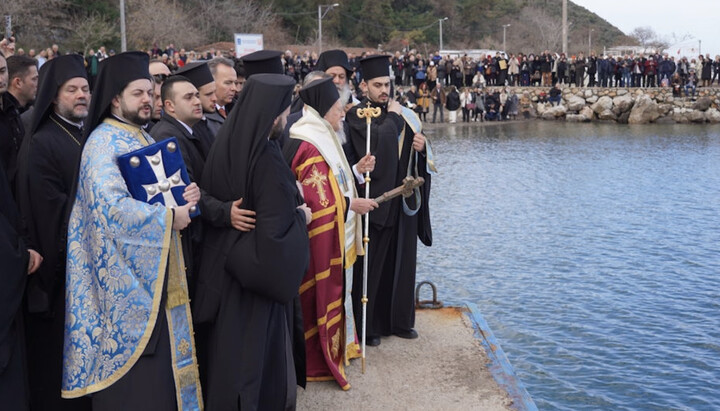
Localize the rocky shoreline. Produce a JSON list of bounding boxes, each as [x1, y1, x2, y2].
[[515, 86, 720, 124]]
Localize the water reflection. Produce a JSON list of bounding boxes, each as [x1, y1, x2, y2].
[[418, 122, 720, 410]]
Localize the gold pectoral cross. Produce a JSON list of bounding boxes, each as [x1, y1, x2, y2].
[[302, 165, 330, 207]]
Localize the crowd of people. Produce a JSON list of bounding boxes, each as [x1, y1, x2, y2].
[[0, 38, 435, 411]]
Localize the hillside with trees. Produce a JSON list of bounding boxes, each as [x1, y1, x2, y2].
[[3, 0, 632, 54]]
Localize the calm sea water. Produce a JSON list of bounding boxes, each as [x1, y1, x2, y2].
[[417, 122, 720, 410]]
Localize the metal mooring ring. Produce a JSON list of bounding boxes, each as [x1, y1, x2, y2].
[[415, 281, 443, 309]]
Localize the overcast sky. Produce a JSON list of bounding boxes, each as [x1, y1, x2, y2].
[[571, 0, 720, 56]]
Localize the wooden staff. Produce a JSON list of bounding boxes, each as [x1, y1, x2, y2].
[[355, 102, 381, 373]]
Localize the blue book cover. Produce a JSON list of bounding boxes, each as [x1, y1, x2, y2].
[[117, 137, 200, 218]]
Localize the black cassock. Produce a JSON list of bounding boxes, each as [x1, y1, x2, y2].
[[347, 98, 433, 339], [198, 140, 309, 410], [15, 114, 92, 411], [0, 157, 29, 411], [151, 113, 234, 392]]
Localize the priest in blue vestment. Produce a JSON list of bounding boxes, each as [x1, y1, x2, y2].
[[62, 51, 203, 411]]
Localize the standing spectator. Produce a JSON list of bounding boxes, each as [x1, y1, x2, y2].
[[414, 59, 427, 89], [508, 53, 519, 86], [427, 61, 437, 84], [430, 80, 446, 123], [632, 56, 644, 87], [506, 88, 519, 120], [497, 52, 508, 86], [598, 55, 610, 87], [459, 87, 472, 122], [520, 55, 531, 86], [415, 81, 430, 122], [436, 57, 446, 85], [587, 52, 598, 87], [463, 55, 474, 87], [575, 52, 586, 86], [540, 52, 553, 87], [556, 55, 568, 85], [645, 57, 657, 88], [392, 52, 404, 86], [473, 87, 485, 122], [621, 55, 632, 87], [712, 55, 720, 85], [701, 54, 712, 87], [445, 85, 460, 123]]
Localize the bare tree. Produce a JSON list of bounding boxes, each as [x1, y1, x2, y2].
[[629, 26, 656, 49], [3, 0, 71, 49], [66, 12, 117, 55], [519, 8, 562, 52], [126, 0, 203, 50], [191, 0, 288, 45]]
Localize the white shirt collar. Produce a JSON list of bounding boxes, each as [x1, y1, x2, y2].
[[54, 112, 84, 129]]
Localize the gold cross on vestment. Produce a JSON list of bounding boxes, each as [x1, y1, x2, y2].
[[302, 165, 330, 207]]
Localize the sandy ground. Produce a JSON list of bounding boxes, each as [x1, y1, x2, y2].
[[297, 308, 514, 411]]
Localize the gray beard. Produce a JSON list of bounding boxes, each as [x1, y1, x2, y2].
[[335, 119, 347, 145]]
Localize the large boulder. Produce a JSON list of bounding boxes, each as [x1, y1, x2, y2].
[[591, 96, 613, 114], [566, 114, 590, 122], [705, 108, 720, 123], [541, 104, 567, 120], [580, 106, 595, 120], [617, 111, 631, 124], [612, 94, 634, 115], [628, 95, 661, 124], [585, 95, 599, 104], [536, 102, 549, 115], [672, 108, 690, 124], [687, 110, 706, 123], [692, 97, 712, 111], [655, 116, 676, 124], [597, 110, 617, 121], [566, 95, 586, 112]]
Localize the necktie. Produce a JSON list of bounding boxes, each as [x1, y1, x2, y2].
[[218, 106, 227, 118]]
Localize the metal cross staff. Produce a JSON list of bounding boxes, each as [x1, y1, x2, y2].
[[355, 102, 381, 373]]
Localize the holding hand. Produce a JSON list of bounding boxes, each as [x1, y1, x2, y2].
[[172, 202, 196, 231], [388, 100, 402, 114], [27, 249, 43, 275], [297, 203, 312, 225], [182, 182, 200, 203], [230, 198, 256, 232], [350, 198, 378, 215], [0, 37, 16, 57], [412, 133, 426, 152], [356, 154, 376, 174]]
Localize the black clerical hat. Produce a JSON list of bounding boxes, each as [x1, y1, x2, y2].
[[299, 77, 339, 117], [31, 54, 87, 134], [174, 62, 214, 88], [359, 54, 391, 82], [241, 50, 284, 77], [84, 51, 151, 139], [316, 49, 352, 77]]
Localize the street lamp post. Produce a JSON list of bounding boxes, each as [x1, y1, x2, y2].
[[438, 17, 448, 52], [502, 24, 511, 52], [562, 0, 568, 54], [318, 3, 340, 54], [120, 0, 127, 52]]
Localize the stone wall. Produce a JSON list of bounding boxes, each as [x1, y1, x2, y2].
[[512, 87, 720, 124]]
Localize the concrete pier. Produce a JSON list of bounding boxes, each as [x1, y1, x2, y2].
[[297, 307, 528, 410]]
